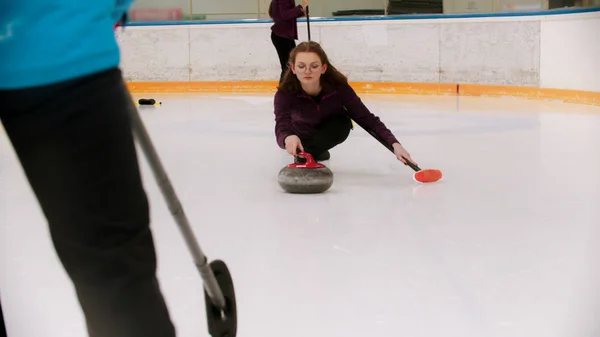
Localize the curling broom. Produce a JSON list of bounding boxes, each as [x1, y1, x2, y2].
[[352, 118, 442, 183]]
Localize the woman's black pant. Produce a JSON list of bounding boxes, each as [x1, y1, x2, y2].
[[0, 68, 176, 337], [271, 32, 296, 83], [299, 114, 353, 161], [0, 298, 5, 337]]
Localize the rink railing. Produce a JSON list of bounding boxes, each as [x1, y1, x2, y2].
[[117, 6, 600, 106], [122, 6, 600, 26]]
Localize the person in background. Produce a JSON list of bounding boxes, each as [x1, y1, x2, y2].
[[273, 41, 416, 166], [268, 0, 310, 83], [0, 1, 176, 336]]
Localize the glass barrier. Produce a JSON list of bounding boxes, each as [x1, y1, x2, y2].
[[127, 0, 600, 23]]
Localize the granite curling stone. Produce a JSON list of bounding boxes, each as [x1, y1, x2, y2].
[[278, 152, 334, 194]]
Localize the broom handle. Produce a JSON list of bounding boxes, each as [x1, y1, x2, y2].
[[306, 5, 311, 41], [126, 95, 227, 309], [351, 118, 422, 172]]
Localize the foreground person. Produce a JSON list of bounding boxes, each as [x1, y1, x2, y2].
[[0, 2, 176, 336]]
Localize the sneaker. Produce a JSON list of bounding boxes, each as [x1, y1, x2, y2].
[[314, 150, 330, 162]]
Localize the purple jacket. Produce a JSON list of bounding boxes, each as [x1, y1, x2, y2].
[[274, 83, 400, 149], [270, 0, 304, 40]]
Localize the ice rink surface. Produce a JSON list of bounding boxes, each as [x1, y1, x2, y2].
[[1, 93, 599, 337]]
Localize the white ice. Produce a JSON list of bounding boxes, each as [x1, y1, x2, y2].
[[1, 93, 599, 337]]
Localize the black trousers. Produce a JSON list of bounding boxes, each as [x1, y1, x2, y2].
[[300, 114, 353, 160], [0, 68, 176, 337], [271, 32, 296, 83], [0, 298, 5, 337]]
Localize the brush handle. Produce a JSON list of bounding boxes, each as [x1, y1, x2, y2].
[[403, 158, 421, 172], [306, 6, 311, 41], [351, 117, 422, 172]]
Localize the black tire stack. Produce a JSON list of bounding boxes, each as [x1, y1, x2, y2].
[[387, 0, 443, 14], [331, 9, 386, 16]]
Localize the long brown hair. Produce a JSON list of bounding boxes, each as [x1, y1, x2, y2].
[[277, 41, 349, 93], [268, 1, 273, 18]]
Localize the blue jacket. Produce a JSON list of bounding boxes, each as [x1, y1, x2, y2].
[[0, 0, 133, 90]]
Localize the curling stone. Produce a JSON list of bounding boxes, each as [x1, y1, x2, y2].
[[278, 152, 334, 194]]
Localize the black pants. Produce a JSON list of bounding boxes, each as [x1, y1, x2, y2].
[[271, 32, 296, 83], [0, 298, 5, 337], [300, 114, 353, 160], [0, 68, 176, 337]]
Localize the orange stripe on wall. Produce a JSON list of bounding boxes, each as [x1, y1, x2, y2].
[[125, 81, 456, 95], [458, 84, 600, 106], [126, 81, 279, 93], [348, 82, 457, 95], [125, 81, 600, 106]]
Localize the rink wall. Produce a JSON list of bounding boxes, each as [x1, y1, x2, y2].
[[118, 7, 600, 106]]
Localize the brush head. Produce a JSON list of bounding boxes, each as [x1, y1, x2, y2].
[[413, 168, 443, 183], [204, 260, 237, 337]]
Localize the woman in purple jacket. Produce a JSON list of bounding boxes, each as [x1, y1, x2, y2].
[[274, 41, 416, 166], [268, 0, 309, 83]]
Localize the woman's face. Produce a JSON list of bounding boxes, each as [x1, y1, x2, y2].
[[291, 52, 327, 85]]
